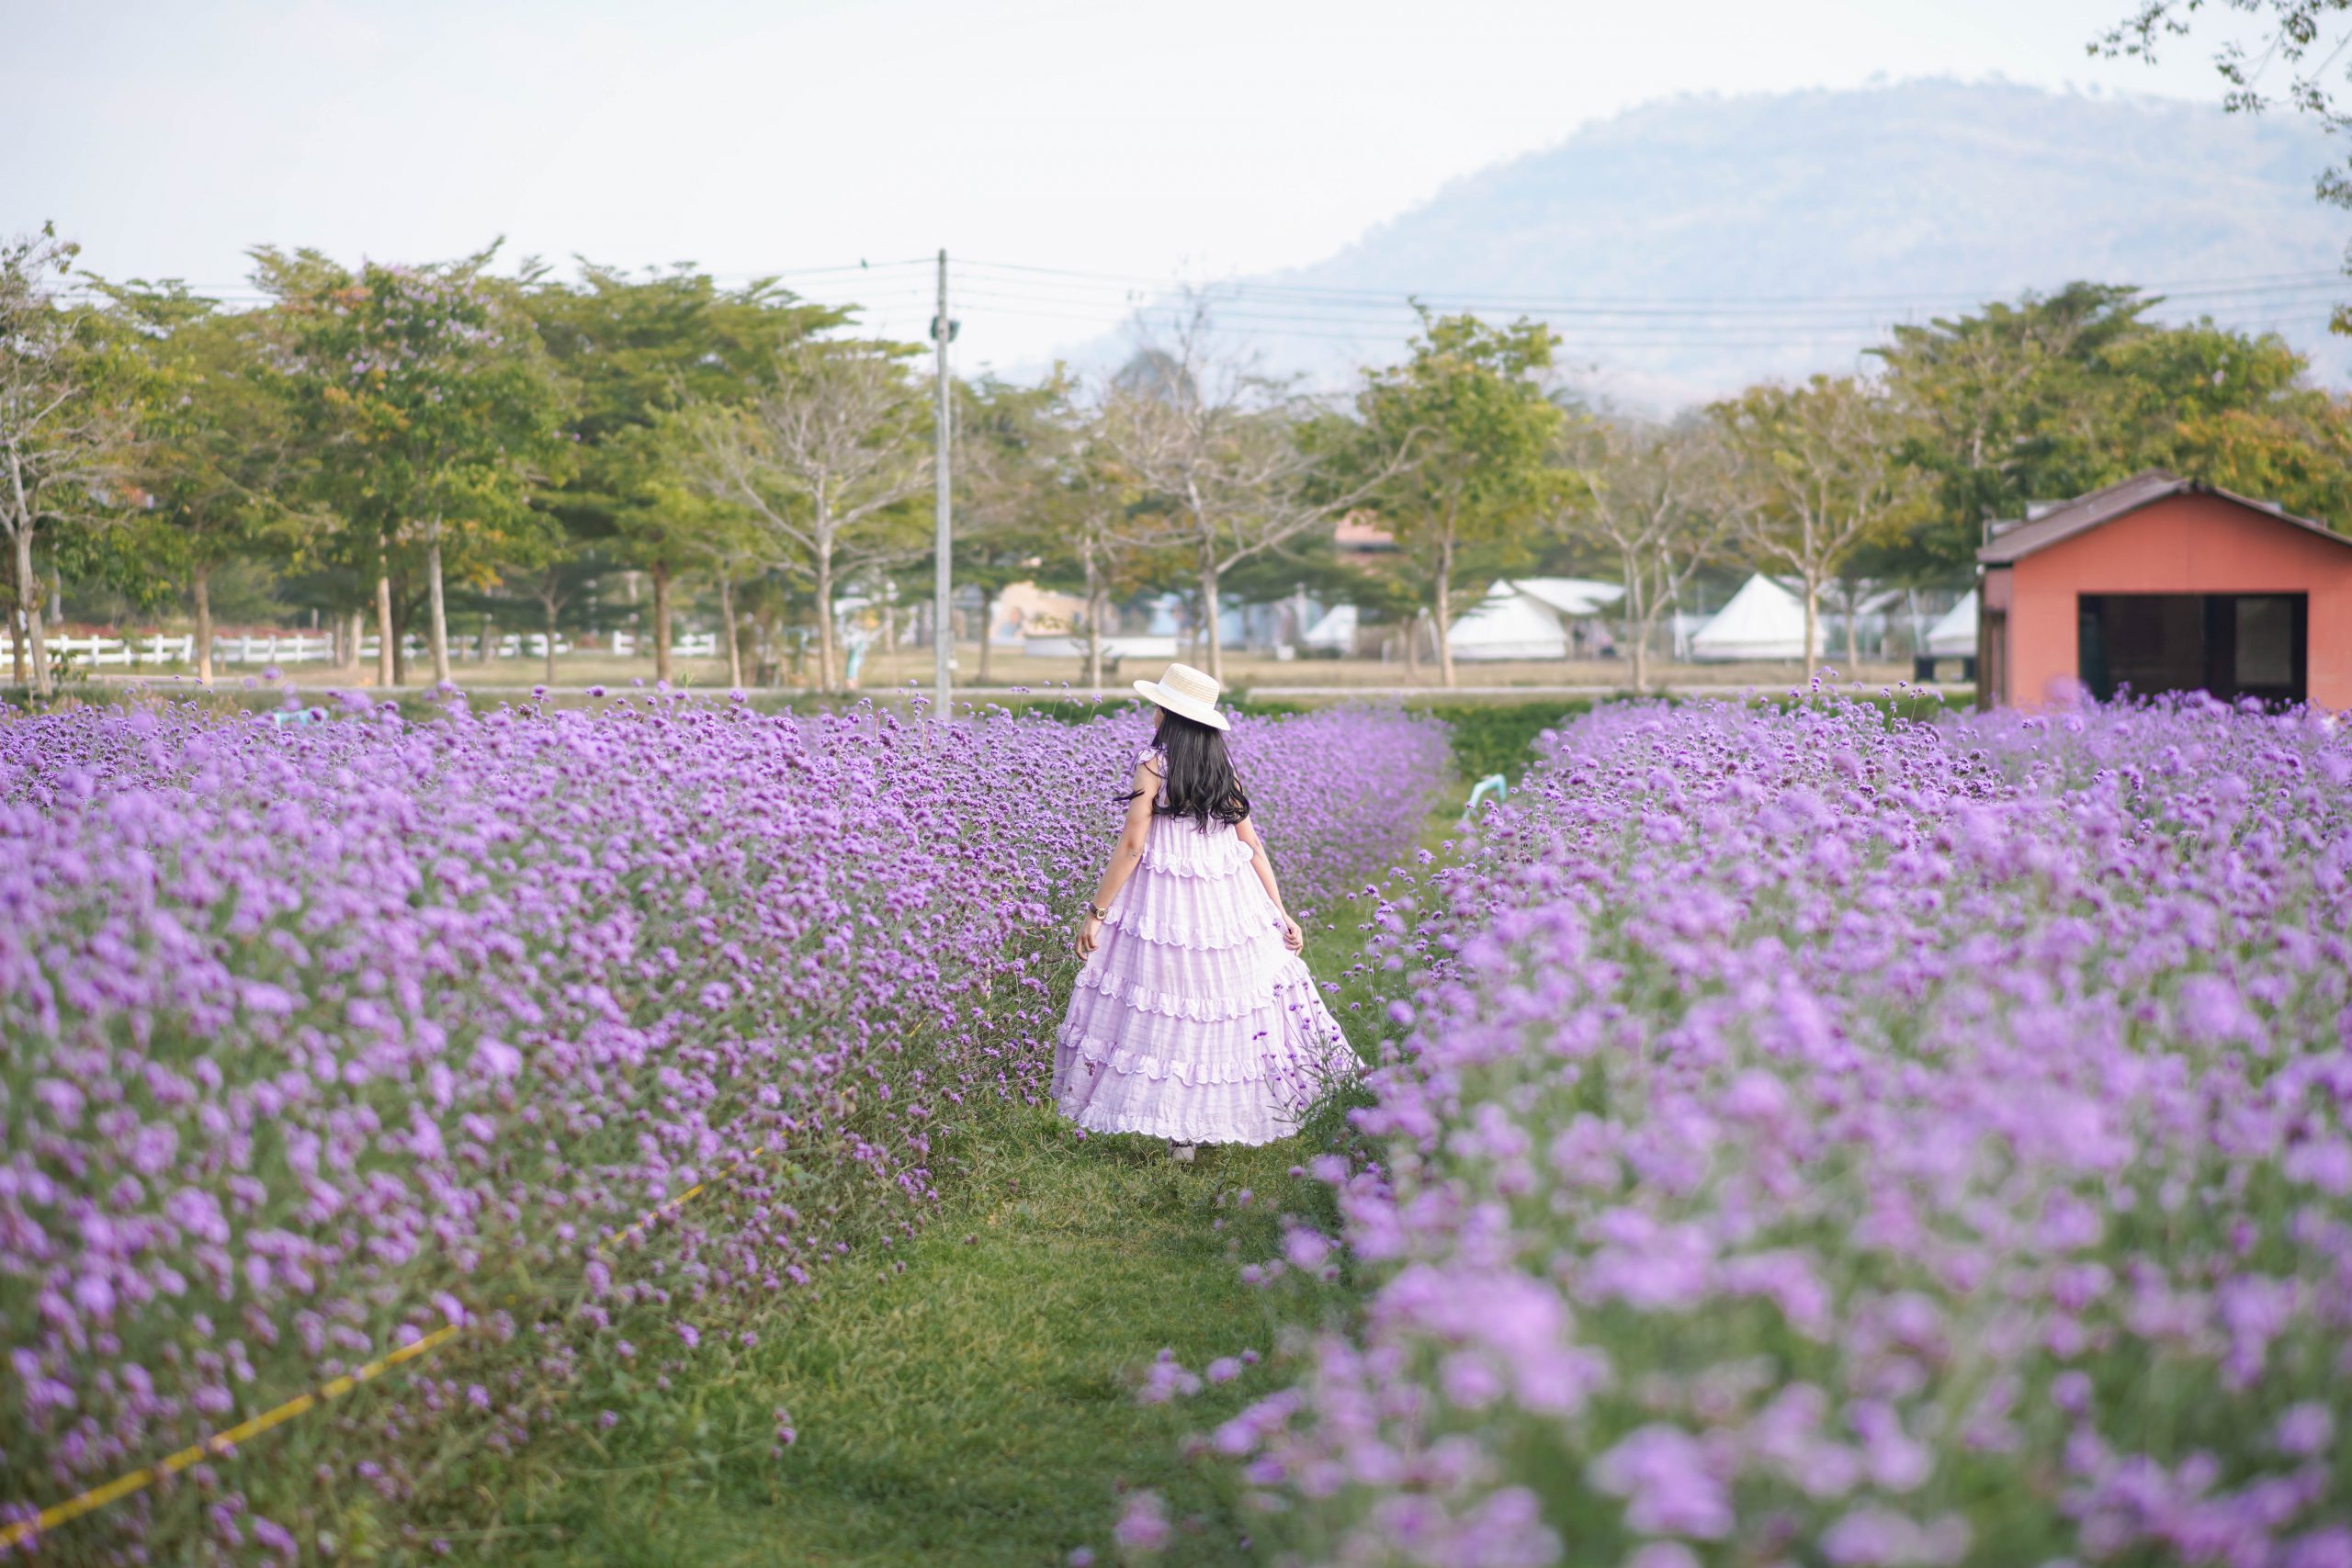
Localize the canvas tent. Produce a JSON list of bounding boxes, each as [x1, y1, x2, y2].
[[1445, 582, 1572, 661], [1926, 590, 1977, 658], [1689, 574, 1823, 661], [1445, 579, 1629, 662], [1301, 604, 1358, 653], [1447, 586, 1566, 660], [1510, 578, 1626, 618]]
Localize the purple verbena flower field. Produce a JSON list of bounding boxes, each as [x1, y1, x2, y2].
[[1227, 694, 2352, 1568], [0, 690, 1448, 1562]]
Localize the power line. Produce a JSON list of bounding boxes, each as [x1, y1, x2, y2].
[[49, 250, 2352, 365], [956, 257, 2350, 314]]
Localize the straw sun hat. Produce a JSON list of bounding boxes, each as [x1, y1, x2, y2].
[[1133, 662, 1230, 732]]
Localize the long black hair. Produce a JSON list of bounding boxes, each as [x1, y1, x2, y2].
[[1143, 708, 1250, 830]]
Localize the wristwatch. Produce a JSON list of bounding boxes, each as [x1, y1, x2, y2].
[[1083, 901, 1111, 920]]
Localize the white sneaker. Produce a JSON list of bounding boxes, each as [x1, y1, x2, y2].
[[1170, 1142, 1197, 1164]]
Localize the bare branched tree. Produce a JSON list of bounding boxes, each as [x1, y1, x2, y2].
[[1102, 293, 1398, 682], [1064, 391, 1189, 694], [1710, 375, 1928, 681], [1558, 416, 1730, 694], [673, 344, 929, 691], [0, 226, 130, 696]]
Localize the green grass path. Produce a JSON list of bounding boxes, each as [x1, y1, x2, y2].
[[489, 1110, 1321, 1567], [461, 823, 1450, 1568]]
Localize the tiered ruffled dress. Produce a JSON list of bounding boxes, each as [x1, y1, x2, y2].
[[1052, 748, 1357, 1145]]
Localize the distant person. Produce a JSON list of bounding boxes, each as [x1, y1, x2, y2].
[[1053, 663, 1355, 1161]]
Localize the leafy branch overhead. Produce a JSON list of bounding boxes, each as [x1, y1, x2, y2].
[[2098, 0, 2352, 322]]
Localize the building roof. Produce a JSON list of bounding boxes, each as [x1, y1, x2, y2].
[[1977, 469, 2352, 565]]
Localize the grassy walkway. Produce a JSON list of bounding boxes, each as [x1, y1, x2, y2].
[[486, 1108, 1330, 1567], [454, 817, 1456, 1567]]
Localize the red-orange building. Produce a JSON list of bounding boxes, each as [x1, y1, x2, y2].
[[1976, 471, 2352, 711]]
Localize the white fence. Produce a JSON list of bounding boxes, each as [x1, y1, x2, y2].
[[51, 629, 723, 669]]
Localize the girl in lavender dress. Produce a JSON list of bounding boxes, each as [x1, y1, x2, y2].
[[1053, 663, 1356, 1158]]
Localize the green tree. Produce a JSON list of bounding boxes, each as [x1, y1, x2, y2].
[[1870, 283, 2154, 577], [255, 245, 568, 687], [1349, 311, 1565, 689], [944, 373, 1088, 686], [1711, 374, 1928, 680], [1874, 286, 2352, 570], [2104, 317, 2352, 520], [526, 265, 846, 684], [107, 286, 311, 683], [2157, 394, 2352, 519], [0, 226, 134, 695]]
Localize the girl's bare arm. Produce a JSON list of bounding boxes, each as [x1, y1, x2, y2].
[[1076, 761, 1159, 955], [1236, 816, 1304, 953]]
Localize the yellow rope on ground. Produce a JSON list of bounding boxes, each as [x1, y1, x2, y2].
[[0, 1323, 461, 1551], [2, 1137, 784, 1551]]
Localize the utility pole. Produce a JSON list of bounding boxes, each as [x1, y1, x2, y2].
[[932, 248, 953, 711]]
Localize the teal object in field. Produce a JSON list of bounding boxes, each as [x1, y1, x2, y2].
[[1462, 773, 1509, 821]]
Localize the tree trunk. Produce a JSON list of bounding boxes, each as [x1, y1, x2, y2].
[[1084, 547, 1106, 696], [193, 562, 215, 684], [347, 610, 365, 676], [1803, 579, 1821, 682], [976, 583, 998, 686], [1434, 530, 1458, 691], [543, 585, 560, 689], [480, 612, 494, 664], [375, 571, 396, 688], [812, 544, 836, 691], [650, 561, 673, 686], [425, 528, 453, 686], [13, 525, 48, 697], [7, 534, 23, 688], [1844, 590, 1861, 672], [1629, 580, 1650, 695], [1199, 563, 1224, 683], [392, 585, 412, 691], [1404, 612, 1421, 680], [720, 575, 743, 688]]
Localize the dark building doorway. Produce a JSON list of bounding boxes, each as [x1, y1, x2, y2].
[[2076, 593, 2308, 704]]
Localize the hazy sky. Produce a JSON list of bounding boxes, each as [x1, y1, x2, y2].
[[4, 0, 2251, 367]]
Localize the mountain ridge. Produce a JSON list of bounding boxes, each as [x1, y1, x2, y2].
[[1125, 79, 2352, 408]]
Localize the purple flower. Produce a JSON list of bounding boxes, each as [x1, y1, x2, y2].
[[1112, 1491, 1170, 1553]]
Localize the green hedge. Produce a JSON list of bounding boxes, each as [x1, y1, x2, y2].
[[1423, 701, 1590, 783]]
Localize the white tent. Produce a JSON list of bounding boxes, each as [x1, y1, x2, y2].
[[1447, 583, 1568, 661], [1689, 574, 1823, 661], [1510, 578, 1626, 618], [1926, 591, 1977, 658], [1301, 604, 1358, 652]]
